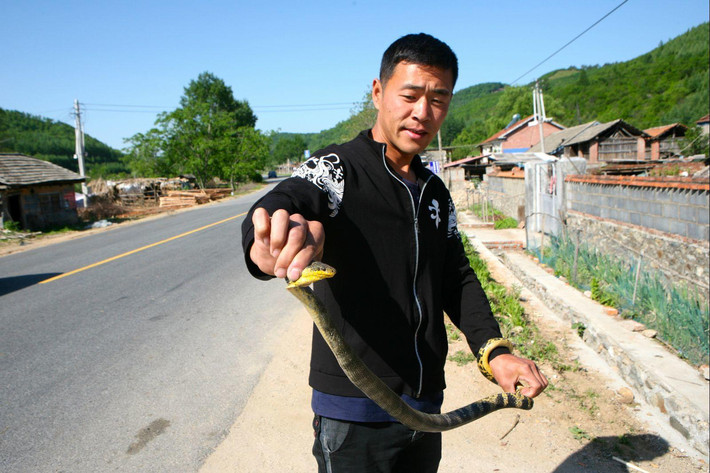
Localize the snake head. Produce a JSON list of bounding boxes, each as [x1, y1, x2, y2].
[[286, 262, 337, 288]]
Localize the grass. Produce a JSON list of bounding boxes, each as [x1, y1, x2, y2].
[[570, 426, 593, 441], [532, 233, 709, 366], [448, 350, 476, 366], [469, 203, 518, 229], [449, 234, 563, 369]]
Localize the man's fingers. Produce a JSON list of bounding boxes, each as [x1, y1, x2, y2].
[[269, 209, 292, 258], [285, 219, 325, 281], [252, 207, 272, 247], [273, 214, 310, 279], [490, 353, 548, 399], [250, 208, 325, 280], [517, 362, 548, 398]]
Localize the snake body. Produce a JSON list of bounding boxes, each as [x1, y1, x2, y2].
[[286, 262, 533, 433]]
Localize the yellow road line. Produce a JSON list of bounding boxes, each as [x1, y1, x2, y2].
[[40, 213, 246, 284]]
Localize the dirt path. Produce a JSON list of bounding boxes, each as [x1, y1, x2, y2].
[[437, 249, 706, 473], [200, 253, 706, 472]]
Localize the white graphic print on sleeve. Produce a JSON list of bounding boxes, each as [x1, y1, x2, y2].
[[447, 197, 460, 239], [292, 153, 345, 217]]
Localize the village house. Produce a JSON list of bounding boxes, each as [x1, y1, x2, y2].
[[644, 123, 687, 160], [697, 114, 710, 136], [528, 119, 648, 162], [478, 114, 565, 155], [0, 153, 85, 231]]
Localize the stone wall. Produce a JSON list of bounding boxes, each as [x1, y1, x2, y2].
[[565, 175, 709, 295]]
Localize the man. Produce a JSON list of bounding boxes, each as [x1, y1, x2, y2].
[[242, 33, 547, 472]]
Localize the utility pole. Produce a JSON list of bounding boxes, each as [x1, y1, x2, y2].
[[73, 99, 88, 207], [533, 81, 547, 154]]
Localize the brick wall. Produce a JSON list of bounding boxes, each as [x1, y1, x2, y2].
[[503, 121, 562, 151]]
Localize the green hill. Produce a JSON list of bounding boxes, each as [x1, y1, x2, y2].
[[0, 108, 128, 177], [296, 22, 709, 159]]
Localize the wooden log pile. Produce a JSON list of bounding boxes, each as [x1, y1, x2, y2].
[[159, 190, 210, 208]]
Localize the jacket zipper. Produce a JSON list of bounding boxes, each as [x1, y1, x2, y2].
[[380, 146, 433, 398]]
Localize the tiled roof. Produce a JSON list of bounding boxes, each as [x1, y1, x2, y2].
[[696, 114, 710, 124], [644, 123, 686, 139], [480, 115, 535, 144], [0, 154, 84, 187], [479, 115, 566, 146]]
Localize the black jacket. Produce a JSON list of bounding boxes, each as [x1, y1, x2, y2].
[[242, 130, 503, 398]]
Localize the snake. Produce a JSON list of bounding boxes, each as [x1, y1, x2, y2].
[[286, 262, 533, 433]]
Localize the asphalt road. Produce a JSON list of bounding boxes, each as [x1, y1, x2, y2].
[[0, 185, 300, 472]]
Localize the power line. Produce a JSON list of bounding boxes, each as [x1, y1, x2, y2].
[[82, 101, 358, 113], [510, 0, 630, 85]]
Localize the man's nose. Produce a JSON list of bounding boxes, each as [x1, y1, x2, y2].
[[412, 97, 431, 122]]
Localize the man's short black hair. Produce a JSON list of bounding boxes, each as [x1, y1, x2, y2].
[[379, 33, 458, 88]]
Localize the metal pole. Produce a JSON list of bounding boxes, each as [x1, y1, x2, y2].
[[632, 252, 643, 305], [572, 231, 580, 284], [74, 99, 88, 207], [541, 212, 546, 262], [536, 82, 546, 153]]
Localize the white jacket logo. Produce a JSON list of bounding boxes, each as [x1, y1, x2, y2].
[[429, 199, 441, 228], [292, 153, 345, 217]]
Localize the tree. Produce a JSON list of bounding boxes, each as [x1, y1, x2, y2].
[[224, 127, 270, 189], [122, 129, 172, 177], [124, 72, 259, 187], [272, 135, 308, 165]]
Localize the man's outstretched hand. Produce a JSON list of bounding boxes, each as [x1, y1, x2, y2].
[[250, 207, 325, 281]]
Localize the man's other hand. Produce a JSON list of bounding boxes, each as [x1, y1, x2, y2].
[[489, 353, 548, 398]]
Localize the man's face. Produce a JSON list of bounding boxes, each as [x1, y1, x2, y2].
[[371, 61, 453, 163]]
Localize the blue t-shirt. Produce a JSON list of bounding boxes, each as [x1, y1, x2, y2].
[[403, 177, 420, 209], [312, 389, 443, 423]]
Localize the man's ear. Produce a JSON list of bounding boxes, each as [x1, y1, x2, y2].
[[372, 78, 382, 111]]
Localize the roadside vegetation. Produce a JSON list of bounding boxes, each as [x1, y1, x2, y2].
[[447, 234, 567, 371], [532, 233, 709, 366], [468, 203, 519, 229]]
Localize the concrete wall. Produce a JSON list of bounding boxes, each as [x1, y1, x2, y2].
[[442, 167, 468, 210], [484, 174, 526, 221]]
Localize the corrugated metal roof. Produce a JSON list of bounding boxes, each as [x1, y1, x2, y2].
[[0, 154, 85, 187], [528, 119, 648, 153], [528, 121, 599, 153]]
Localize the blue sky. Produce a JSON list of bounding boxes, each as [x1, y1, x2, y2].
[[2, 0, 708, 150]]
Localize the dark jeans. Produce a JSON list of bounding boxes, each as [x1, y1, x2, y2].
[[312, 416, 442, 473]]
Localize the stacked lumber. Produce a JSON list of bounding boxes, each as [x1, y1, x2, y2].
[[204, 188, 232, 200], [159, 190, 210, 208]]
